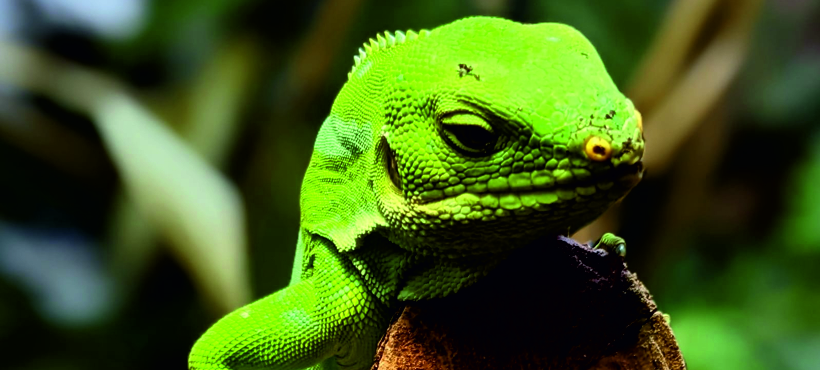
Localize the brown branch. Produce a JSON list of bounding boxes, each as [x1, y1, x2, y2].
[[372, 236, 685, 369]]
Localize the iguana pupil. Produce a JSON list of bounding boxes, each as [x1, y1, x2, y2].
[[442, 124, 497, 154]]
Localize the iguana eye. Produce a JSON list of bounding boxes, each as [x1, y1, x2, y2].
[[440, 113, 498, 155]]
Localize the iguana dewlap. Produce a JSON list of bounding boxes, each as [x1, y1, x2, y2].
[[189, 16, 644, 370]]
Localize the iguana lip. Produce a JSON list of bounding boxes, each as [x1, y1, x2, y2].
[[412, 161, 644, 210], [616, 161, 644, 188], [491, 161, 644, 197], [573, 160, 644, 190]]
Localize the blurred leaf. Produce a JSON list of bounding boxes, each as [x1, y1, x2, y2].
[[109, 36, 259, 305], [92, 92, 249, 313], [180, 36, 258, 165], [777, 132, 820, 252], [640, 0, 763, 173], [774, 336, 820, 370], [107, 192, 160, 298], [28, 0, 148, 40], [672, 307, 765, 370], [0, 222, 115, 327], [112, 0, 253, 54], [746, 56, 820, 126], [625, 0, 719, 109], [661, 248, 820, 369], [0, 40, 250, 314]]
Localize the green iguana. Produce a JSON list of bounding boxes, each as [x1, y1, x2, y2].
[[189, 16, 644, 370]]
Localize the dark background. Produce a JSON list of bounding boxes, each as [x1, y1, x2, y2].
[[0, 0, 818, 369]]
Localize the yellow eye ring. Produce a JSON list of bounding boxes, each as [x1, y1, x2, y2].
[[635, 109, 643, 134], [584, 136, 612, 162]]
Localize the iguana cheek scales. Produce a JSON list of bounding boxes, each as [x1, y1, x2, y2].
[[190, 16, 645, 370]]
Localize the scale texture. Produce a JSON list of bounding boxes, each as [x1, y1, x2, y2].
[[189, 16, 645, 370]]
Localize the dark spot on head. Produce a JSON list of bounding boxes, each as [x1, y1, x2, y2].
[[581, 52, 589, 59], [458, 63, 473, 78], [621, 138, 634, 153], [605, 110, 616, 119], [592, 145, 607, 155]]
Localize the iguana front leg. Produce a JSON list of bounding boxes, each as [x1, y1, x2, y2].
[[189, 234, 388, 370]]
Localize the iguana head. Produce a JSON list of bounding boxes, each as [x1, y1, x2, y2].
[[302, 17, 644, 256]]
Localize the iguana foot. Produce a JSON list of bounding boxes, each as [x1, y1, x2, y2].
[[593, 233, 627, 257]]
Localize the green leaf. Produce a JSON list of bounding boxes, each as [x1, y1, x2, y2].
[[777, 131, 820, 252]]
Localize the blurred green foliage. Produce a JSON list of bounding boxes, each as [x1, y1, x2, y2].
[[0, 0, 818, 369]]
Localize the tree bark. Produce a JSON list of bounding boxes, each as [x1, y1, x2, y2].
[[371, 236, 685, 370]]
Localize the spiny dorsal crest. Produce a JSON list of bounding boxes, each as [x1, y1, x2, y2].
[[348, 28, 431, 79]]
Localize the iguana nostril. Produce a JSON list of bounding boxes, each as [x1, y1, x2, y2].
[[584, 136, 612, 162]]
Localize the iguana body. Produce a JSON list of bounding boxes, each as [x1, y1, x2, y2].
[[189, 16, 644, 370]]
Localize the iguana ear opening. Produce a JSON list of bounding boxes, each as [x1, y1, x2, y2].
[[300, 115, 388, 252], [385, 138, 402, 191]]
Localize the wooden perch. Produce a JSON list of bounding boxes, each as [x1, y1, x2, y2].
[[371, 236, 685, 369]]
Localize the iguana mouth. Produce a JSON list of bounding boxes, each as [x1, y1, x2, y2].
[[400, 161, 642, 236], [570, 161, 644, 191], [382, 134, 643, 206], [414, 161, 644, 206]]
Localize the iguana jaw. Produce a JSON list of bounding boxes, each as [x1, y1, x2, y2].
[[414, 160, 643, 207]]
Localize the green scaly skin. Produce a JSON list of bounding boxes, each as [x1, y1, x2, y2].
[[189, 16, 645, 370]]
